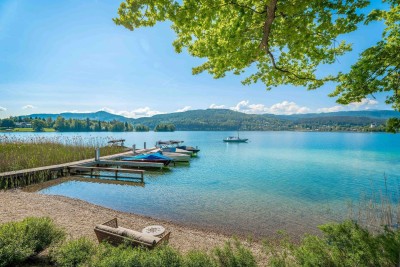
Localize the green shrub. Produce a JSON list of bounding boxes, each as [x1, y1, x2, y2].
[[88, 243, 142, 267], [51, 237, 95, 267], [213, 240, 257, 267], [61, 240, 256, 267], [184, 250, 216, 267], [268, 220, 400, 267], [0, 217, 65, 267], [0, 221, 33, 267], [23, 217, 65, 253], [141, 245, 182, 267], [88, 244, 183, 267]]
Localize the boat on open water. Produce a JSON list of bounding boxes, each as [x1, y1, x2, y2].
[[223, 136, 248, 143]]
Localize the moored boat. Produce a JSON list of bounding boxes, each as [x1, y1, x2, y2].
[[176, 145, 200, 154], [160, 151, 191, 162], [121, 153, 173, 166], [161, 147, 193, 156], [223, 136, 248, 143], [149, 148, 191, 162]]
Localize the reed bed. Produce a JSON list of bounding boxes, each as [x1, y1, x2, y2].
[[0, 135, 125, 173], [347, 175, 400, 232]]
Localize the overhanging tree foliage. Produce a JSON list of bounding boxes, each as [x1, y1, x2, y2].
[[114, 0, 400, 132], [331, 0, 400, 132], [114, 0, 369, 90], [331, 0, 400, 110]]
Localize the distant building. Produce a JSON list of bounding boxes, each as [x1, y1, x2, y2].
[[15, 122, 32, 128], [370, 123, 377, 128]]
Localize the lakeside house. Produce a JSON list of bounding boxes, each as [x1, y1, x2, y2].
[[15, 122, 32, 128]]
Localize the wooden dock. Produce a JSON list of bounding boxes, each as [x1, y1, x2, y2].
[[0, 147, 156, 189], [92, 160, 164, 169], [68, 166, 144, 182]]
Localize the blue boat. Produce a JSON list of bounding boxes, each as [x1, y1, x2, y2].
[[122, 153, 173, 166]]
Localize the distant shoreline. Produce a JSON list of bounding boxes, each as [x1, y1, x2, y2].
[[0, 129, 388, 133]]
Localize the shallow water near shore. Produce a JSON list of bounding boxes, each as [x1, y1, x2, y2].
[[7, 131, 400, 237]]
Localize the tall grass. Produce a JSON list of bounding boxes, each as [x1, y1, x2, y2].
[[347, 175, 400, 232], [51, 238, 257, 267], [265, 220, 400, 266], [0, 135, 126, 172], [2, 217, 400, 266]]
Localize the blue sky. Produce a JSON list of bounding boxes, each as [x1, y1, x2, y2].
[[0, 0, 391, 119]]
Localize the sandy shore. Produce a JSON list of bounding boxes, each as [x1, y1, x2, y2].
[[0, 189, 266, 261]]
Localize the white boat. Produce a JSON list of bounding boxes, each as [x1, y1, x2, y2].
[[160, 152, 190, 162], [149, 148, 191, 162], [161, 147, 193, 156]]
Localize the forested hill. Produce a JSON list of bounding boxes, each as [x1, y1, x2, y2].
[[20, 109, 400, 131], [134, 109, 285, 131], [20, 111, 130, 122], [275, 110, 400, 120], [132, 109, 398, 131]]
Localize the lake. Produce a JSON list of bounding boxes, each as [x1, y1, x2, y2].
[[7, 131, 400, 238]]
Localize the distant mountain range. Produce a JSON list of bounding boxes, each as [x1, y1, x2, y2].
[[22, 109, 400, 131], [275, 110, 400, 120], [21, 111, 130, 122]]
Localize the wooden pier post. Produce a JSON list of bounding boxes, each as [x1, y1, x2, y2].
[[95, 148, 100, 161], [144, 142, 146, 149], [132, 144, 136, 154]]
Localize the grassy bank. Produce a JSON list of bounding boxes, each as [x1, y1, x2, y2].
[[0, 128, 55, 132], [0, 136, 126, 172], [1, 217, 399, 266]]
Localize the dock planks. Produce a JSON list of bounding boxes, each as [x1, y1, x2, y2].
[[94, 160, 164, 169], [0, 147, 156, 189], [68, 166, 144, 182]]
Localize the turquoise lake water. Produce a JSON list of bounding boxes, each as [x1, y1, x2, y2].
[[8, 131, 400, 237]]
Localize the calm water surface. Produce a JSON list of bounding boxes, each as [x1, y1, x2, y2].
[[9, 131, 400, 237]]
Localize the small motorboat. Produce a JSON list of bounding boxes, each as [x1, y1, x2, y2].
[[176, 145, 200, 154], [223, 136, 248, 143], [121, 153, 173, 166], [161, 147, 193, 156], [156, 140, 199, 155], [160, 152, 190, 162], [149, 148, 190, 162]]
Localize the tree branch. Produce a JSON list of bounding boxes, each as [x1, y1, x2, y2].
[[228, 1, 266, 14], [260, 0, 277, 50], [258, 0, 321, 82]]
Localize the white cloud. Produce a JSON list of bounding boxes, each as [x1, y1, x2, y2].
[[209, 104, 226, 109], [99, 107, 163, 118], [0, 106, 6, 112], [22, 105, 36, 109], [317, 98, 379, 113], [175, 106, 191, 113], [317, 105, 344, 113], [99, 107, 115, 114], [267, 101, 311, 115], [348, 98, 378, 109], [63, 110, 92, 113], [230, 100, 250, 112], [230, 100, 311, 115]]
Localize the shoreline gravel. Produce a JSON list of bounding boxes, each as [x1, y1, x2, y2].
[[0, 189, 267, 261]]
